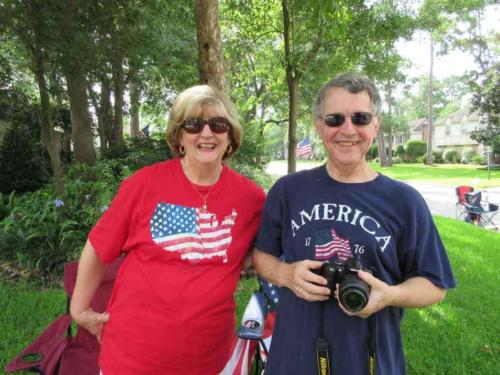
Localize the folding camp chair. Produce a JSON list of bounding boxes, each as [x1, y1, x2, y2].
[[5, 258, 123, 375], [455, 185, 474, 220], [464, 191, 499, 230]]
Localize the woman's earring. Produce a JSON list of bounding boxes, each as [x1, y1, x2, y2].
[[226, 145, 233, 155], [179, 145, 185, 156]]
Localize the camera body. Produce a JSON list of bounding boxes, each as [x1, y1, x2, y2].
[[316, 256, 371, 312]]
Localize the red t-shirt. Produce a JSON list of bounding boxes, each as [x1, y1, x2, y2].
[[89, 159, 265, 374]]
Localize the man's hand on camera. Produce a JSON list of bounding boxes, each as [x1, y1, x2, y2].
[[336, 270, 394, 318], [281, 260, 331, 302]]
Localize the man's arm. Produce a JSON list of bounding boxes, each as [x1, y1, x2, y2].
[[70, 239, 109, 341], [338, 270, 446, 318], [253, 248, 331, 302]]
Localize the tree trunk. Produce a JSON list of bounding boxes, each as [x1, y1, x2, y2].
[[66, 70, 96, 166], [386, 85, 394, 167], [194, 0, 227, 91], [111, 52, 125, 144], [101, 79, 113, 153], [129, 76, 140, 138], [426, 36, 434, 166], [31, 13, 64, 195], [377, 133, 388, 166], [283, 0, 298, 173]]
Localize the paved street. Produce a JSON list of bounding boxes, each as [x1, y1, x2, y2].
[[266, 161, 500, 230]]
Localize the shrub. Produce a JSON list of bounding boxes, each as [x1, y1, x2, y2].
[[432, 150, 444, 164], [394, 144, 405, 159], [392, 156, 402, 164], [471, 155, 485, 165], [404, 141, 426, 162], [0, 123, 49, 193], [443, 149, 459, 163], [0, 161, 122, 283], [367, 144, 379, 160], [461, 147, 477, 164]]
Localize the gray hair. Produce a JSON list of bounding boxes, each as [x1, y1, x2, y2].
[[314, 73, 382, 118]]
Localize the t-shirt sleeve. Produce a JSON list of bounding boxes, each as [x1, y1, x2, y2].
[[398, 192, 456, 289], [256, 178, 285, 257], [88, 175, 138, 263]]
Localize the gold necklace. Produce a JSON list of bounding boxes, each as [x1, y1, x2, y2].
[[188, 181, 215, 211]]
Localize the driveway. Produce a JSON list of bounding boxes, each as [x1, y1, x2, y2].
[[266, 161, 500, 230]]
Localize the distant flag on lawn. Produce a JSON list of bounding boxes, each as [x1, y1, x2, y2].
[[138, 125, 150, 139], [296, 137, 312, 157]]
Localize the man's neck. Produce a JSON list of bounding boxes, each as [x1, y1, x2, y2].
[[326, 161, 378, 183]]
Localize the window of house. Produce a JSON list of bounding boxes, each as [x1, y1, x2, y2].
[[445, 126, 451, 136]]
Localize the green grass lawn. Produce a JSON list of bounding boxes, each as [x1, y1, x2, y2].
[[1, 217, 498, 374], [270, 160, 500, 188]]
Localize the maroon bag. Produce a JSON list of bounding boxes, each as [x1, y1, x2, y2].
[[5, 258, 123, 375]]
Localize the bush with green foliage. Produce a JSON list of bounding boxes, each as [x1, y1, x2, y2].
[[367, 144, 379, 160], [471, 155, 485, 165], [392, 156, 402, 164], [433, 150, 444, 164], [0, 123, 49, 194], [460, 147, 477, 164], [0, 161, 124, 283], [394, 144, 405, 159], [404, 140, 426, 162], [443, 148, 459, 163]]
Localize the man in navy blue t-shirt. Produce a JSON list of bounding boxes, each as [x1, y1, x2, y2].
[[254, 73, 456, 375]]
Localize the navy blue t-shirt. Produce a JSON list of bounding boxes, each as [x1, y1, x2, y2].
[[256, 166, 456, 375]]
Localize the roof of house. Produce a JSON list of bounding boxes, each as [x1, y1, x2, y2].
[[409, 118, 428, 132]]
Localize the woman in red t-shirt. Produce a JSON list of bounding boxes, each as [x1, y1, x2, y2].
[[70, 85, 265, 374]]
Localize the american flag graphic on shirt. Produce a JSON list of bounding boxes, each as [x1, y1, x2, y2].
[[314, 228, 352, 261], [150, 203, 237, 263]]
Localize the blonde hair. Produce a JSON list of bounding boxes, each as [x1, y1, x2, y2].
[[166, 85, 243, 161]]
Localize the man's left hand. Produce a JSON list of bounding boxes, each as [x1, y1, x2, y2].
[[335, 270, 394, 319]]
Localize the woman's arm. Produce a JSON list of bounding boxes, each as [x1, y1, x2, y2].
[[70, 239, 109, 341]]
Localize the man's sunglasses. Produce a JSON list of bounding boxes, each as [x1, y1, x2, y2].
[[181, 117, 230, 134], [323, 112, 373, 127]]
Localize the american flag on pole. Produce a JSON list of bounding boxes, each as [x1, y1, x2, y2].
[[220, 310, 276, 375], [150, 203, 236, 263], [138, 124, 150, 139], [296, 137, 312, 157], [314, 228, 352, 261]]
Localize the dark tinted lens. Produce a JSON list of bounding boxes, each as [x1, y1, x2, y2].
[[182, 118, 204, 133], [323, 114, 345, 127], [207, 117, 230, 133], [182, 117, 230, 134], [351, 112, 372, 125]]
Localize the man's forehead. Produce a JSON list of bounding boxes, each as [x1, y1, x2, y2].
[[323, 88, 372, 110]]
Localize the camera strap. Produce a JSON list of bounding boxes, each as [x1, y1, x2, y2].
[[316, 302, 331, 375], [315, 302, 377, 375], [368, 314, 377, 375]]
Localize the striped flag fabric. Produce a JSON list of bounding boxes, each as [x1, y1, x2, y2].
[[138, 125, 150, 139], [296, 137, 312, 157], [314, 228, 352, 261], [150, 203, 236, 263]]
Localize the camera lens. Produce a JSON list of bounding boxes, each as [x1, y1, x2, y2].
[[339, 273, 370, 312], [340, 288, 367, 312]]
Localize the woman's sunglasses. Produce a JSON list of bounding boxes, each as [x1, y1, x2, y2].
[[323, 112, 373, 127], [181, 117, 230, 134]]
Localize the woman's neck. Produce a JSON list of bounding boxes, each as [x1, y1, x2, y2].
[[180, 158, 222, 186]]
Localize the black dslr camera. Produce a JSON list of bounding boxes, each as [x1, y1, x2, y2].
[[316, 256, 371, 312]]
